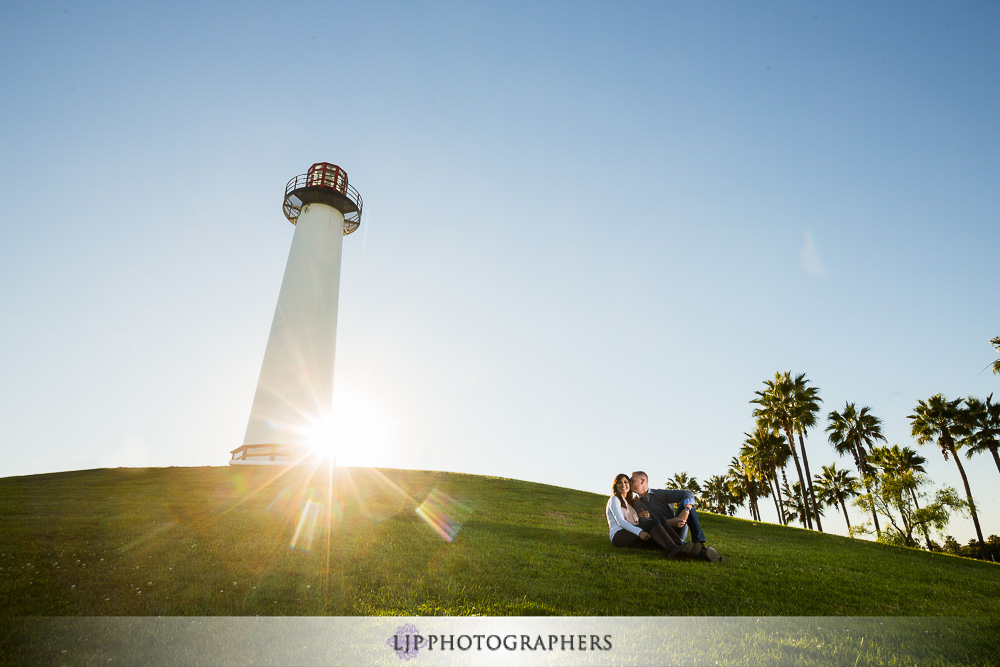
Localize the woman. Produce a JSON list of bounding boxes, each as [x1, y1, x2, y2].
[[606, 473, 693, 558]]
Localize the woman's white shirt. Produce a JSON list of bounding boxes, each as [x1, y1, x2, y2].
[[606, 494, 643, 541]]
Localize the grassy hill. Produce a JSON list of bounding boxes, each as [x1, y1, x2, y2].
[[2, 465, 999, 664]]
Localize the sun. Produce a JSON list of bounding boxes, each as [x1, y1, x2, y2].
[[305, 412, 339, 461], [302, 392, 395, 466]]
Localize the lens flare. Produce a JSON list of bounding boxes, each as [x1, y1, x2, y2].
[[289, 493, 344, 552], [415, 489, 470, 542], [290, 499, 322, 551]]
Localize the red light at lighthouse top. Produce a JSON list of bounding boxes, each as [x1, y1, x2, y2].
[[283, 162, 363, 234], [305, 163, 348, 192]]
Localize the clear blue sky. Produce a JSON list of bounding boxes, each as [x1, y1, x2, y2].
[[2, 1, 998, 544]]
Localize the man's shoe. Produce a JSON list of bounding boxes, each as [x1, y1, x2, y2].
[[698, 546, 722, 563]]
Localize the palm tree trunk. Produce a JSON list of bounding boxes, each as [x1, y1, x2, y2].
[[771, 471, 785, 525], [837, 493, 852, 531], [859, 474, 882, 537], [909, 487, 933, 550], [991, 444, 1000, 478], [798, 432, 823, 532], [855, 446, 881, 537], [748, 486, 760, 522], [779, 468, 791, 525], [948, 443, 986, 550], [895, 489, 914, 545], [784, 423, 812, 529]]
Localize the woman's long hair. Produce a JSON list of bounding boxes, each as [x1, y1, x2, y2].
[[612, 473, 631, 510]]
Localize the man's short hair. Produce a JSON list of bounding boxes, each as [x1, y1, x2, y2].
[[631, 471, 648, 481]]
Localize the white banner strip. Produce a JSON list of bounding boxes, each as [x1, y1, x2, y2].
[[10, 616, 993, 666]]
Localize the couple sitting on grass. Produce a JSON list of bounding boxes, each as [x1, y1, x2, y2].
[[606, 471, 723, 563]]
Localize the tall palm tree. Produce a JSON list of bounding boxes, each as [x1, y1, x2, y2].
[[667, 472, 701, 495], [871, 444, 927, 475], [868, 445, 918, 543], [870, 444, 927, 499], [703, 475, 737, 516], [782, 480, 823, 529], [790, 373, 824, 532], [813, 464, 860, 532], [725, 456, 751, 519], [826, 402, 887, 537], [962, 394, 1000, 477], [741, 426, 791, 525], [909, 394, 985, 549], [752, 372, 813, 529], [727, 455, 768, 522], [990, 336, 1000, 375], [779, 481, 802, 527]]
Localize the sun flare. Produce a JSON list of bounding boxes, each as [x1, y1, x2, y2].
[[303, 392, 394, 466], [305, 412, 339, 461]]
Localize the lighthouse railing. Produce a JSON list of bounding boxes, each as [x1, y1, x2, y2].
[[283, 174, 363, 231]]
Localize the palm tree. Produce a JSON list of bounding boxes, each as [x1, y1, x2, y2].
[[826, 402, 886, 537], [725, 457, 751, 519], [813, 464, 860, 531], [909, 394, 985, 550], [780, 481, 802, 527], [727, 455, 769, 522], [790, 373, 824, 532], [871, 445, 930, 524], [870, 444, 928, 498], [782, 480, 823, 529], [667, 472, 701, 495], [868, 444, 932, 548], [962, 394, 1000, 477], [741, 426, 791, 524], [752, 372, 813, 529], [990, 336, 1000, 375], [703, 475, 737, 516]]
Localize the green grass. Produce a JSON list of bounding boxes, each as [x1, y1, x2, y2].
[[2, 466, 999, 664]]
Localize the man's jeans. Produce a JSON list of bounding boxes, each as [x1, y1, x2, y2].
[[676, 507, 707, 544]]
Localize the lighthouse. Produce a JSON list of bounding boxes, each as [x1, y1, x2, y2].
[[230, 163, 362, 465]]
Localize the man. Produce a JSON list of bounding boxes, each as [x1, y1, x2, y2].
[[630, 470, 722, 563]]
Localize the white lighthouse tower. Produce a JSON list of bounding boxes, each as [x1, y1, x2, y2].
[[230, 163, 362, 465]]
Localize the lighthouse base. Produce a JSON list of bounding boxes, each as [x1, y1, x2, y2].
[[228, 444, 320, 466]]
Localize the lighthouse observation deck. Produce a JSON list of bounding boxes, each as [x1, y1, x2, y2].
[[282, 162, 363, 234]]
